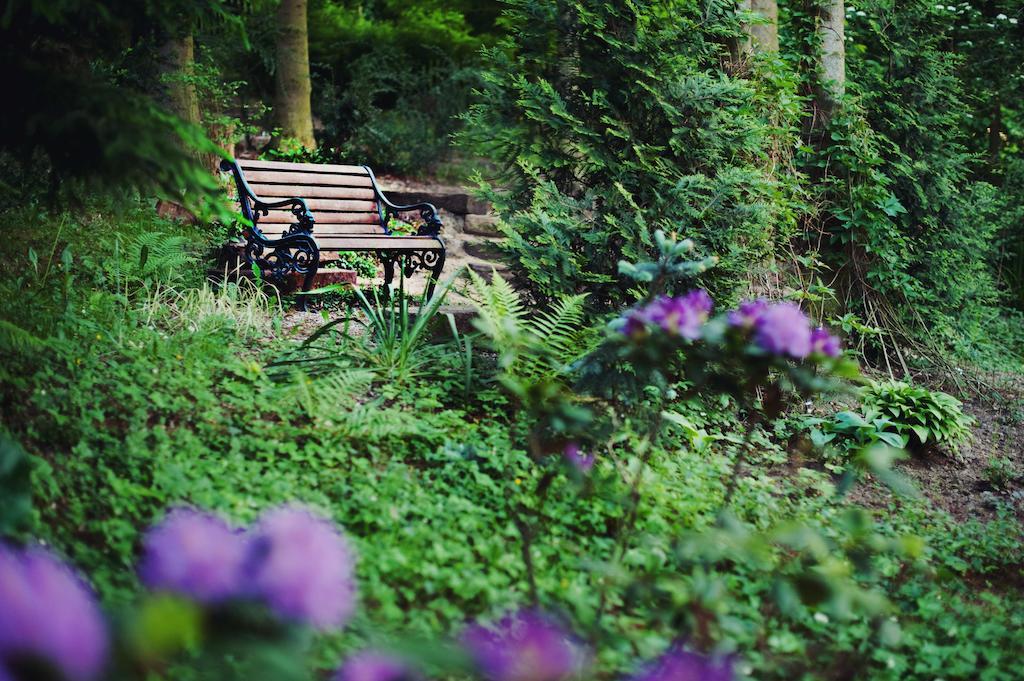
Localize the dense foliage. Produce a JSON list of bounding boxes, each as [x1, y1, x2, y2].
[[2, 204, 1024, 681], [2, 1, 1024, 681], [802, 0, 1024, 365], [460, 0, 796, 306]]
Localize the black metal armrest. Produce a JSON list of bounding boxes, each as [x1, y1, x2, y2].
[[220, 159, 315, 235], [363, 165, 443, 237]]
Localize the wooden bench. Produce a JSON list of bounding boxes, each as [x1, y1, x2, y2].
[[220, 158, 445, 302]]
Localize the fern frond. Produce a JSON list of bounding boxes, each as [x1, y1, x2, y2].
[[106, 231, 196, 287], [0, 320, 47, 353], [292, 367, 376, 420], [466, 268, 526, 345], [335, 405, 427, 441], [526, 293, 589, 363]]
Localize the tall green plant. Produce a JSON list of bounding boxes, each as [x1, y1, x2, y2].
[[459, 0, 795, 307]]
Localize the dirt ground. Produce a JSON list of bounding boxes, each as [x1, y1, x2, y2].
[[848, 372, 1024, 523]]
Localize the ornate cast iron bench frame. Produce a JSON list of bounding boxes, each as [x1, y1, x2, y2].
[[221, 158, 445, 304]]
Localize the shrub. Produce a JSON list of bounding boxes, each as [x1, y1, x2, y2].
[[983, 455, 1019, 491], [808, 408, 910, 458], [860, 380, 975, 452], [459, 0, 798, 307]]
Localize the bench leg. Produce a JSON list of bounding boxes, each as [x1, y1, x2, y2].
[[425, 248, 446, 301], [381, 254, 396, 302], [298, 264, 317, 312]]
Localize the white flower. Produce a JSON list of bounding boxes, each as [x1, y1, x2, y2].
[[996, 13, 1008, 19], [1010, 17, 1019, 24], [814, 612, 830, 624]]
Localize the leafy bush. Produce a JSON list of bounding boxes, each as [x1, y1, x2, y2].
[[793, 1, 1024, 366], [984, 455, 1019, 491], [860, 380, 975, 452], [460, 0, 797, 307], [809, 408, 909, 454], [302, 2, 497, 175]]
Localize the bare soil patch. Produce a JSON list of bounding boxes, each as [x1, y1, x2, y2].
[[849, 373, 1024, 523]]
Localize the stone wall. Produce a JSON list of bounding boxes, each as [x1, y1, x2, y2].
[[379, 179, 509, 291]]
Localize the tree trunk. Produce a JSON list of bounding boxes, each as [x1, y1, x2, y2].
[[814, 0, 845, 122], [988, 99, 1002, 164], [274, 0, 316, 150], [160, 34, 200, 126], [748, 0, 779, 52], [732, 0, 753, 58]]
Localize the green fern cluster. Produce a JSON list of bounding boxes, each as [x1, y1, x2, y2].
[[105, 231, 197, 292], [284, 367, 426, 441], [466, 269, 598, 385]]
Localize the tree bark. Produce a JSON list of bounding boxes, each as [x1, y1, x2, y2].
[[748, 0, 779, 52], [274, 0, 316, 150], [814, 0, 845, 122], [733, 0, 753, 58], [988, 99, 1002, 164], [160, 34, 200, 126]]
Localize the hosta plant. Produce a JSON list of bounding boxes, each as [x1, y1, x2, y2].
[[860, 380, 975, 453]]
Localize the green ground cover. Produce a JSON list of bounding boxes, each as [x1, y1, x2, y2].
[[2, 202, 1022, 680]]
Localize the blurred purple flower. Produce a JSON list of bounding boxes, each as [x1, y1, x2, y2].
[[752, 302, 812, 359], [621, 309, 649, 338], [247, 506, 356, 630], [336, 651, 416, 681], [462, 609, 582, 681], [563, 443, 595, 474], [647, 290, 713, 339], [727, 299, 768, 329], [0, 545, 108, 681], [620, 290, 713, 341], [631, 647, 733, 681], [810, 327, 842, 358], [139, 508, 248, 604]]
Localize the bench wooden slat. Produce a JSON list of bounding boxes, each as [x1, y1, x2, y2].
[[249, 184, 377, 200], [301, 198, 379, 212], [312, 236, 442, 251], [239, 159, 368, 175], [244, 171, 374, 188], [260, 210, 380, 225], [259, 224, 385, 236]]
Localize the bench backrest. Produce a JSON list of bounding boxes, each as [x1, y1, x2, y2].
[[238, 159, 386, 234]]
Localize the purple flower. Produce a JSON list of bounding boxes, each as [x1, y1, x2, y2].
[[139, 508, 248, 604], [620, 290, 713, 341], [752, 302, 812, 359], [0, 545, 108, 681], [810, 327, 842, 358], [647, 290, 713, 340], [247, 506, 356, 630], [336, 651, 416, 681], [462, 609, 583, 681], [727, 299, 768, 329], [621, 309, 649, 338], [563, 443, 595, 474], [631, 647, 733, 681]]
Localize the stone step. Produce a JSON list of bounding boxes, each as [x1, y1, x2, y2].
[[467, 262, 509, 282], [463, 237, 506, 260], [464, 213, 502, 238], [383, 189, 491, 216]]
